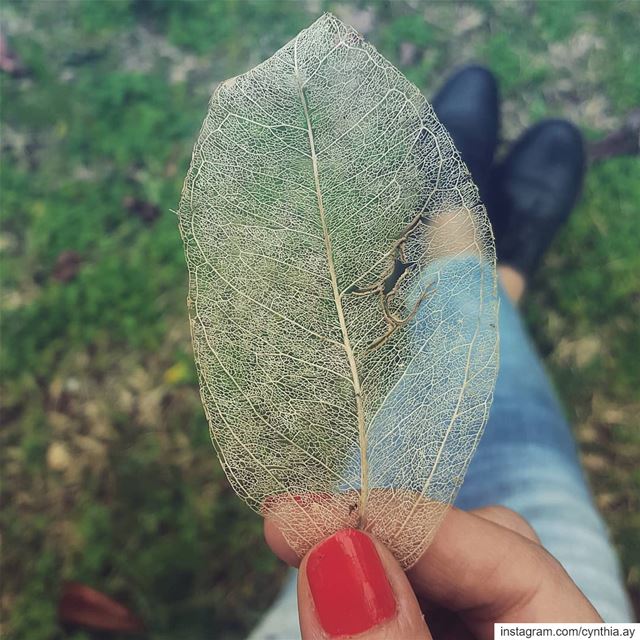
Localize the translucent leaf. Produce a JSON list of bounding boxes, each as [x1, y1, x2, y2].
[[177, 13, 499, 568]]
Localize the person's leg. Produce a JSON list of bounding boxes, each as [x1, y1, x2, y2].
[[451, 118, 632, 621], [497, 265, 525, 303], [250, 264, 632, 640], [454, 280, 633, 621]]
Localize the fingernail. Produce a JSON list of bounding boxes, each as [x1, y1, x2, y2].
[[306, 529, 396, 637]]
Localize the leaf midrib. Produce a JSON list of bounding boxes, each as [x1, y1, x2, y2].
[[294, 36, 370, 525]]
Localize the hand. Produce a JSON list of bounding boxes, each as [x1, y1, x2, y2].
[[265, 505, 602, 639]]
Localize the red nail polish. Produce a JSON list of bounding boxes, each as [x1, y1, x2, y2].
[[306, 529, 396, 637]]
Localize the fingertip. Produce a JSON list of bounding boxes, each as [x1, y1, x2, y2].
[[264, 517, 302, 567], [297, 529, 430, 639]]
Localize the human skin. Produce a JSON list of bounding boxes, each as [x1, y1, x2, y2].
[[264, 505, 602, 639]]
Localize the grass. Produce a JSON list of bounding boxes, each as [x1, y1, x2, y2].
[[1, 0, 638, 637]]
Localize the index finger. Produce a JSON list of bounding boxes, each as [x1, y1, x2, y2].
[[407, 506, 601, 634]]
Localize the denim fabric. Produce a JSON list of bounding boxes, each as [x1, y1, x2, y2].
[[456, 288, 633, 623], [248, 280, 633, 639]]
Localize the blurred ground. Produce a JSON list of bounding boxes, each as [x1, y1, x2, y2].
[[1, 1, 639, 638]]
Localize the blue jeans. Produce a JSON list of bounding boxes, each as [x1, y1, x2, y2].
[[456, 287, 632, 622], [249, 283, 633, 639]]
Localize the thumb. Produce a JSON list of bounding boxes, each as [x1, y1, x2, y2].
[[297, 529, 431, 639]]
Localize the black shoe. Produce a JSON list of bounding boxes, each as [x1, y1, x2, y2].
[[490, 119, 585, 278], [431, 65, 500, 201]]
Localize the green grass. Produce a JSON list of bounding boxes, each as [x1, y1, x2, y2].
[[1, 1, 639, 637]]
